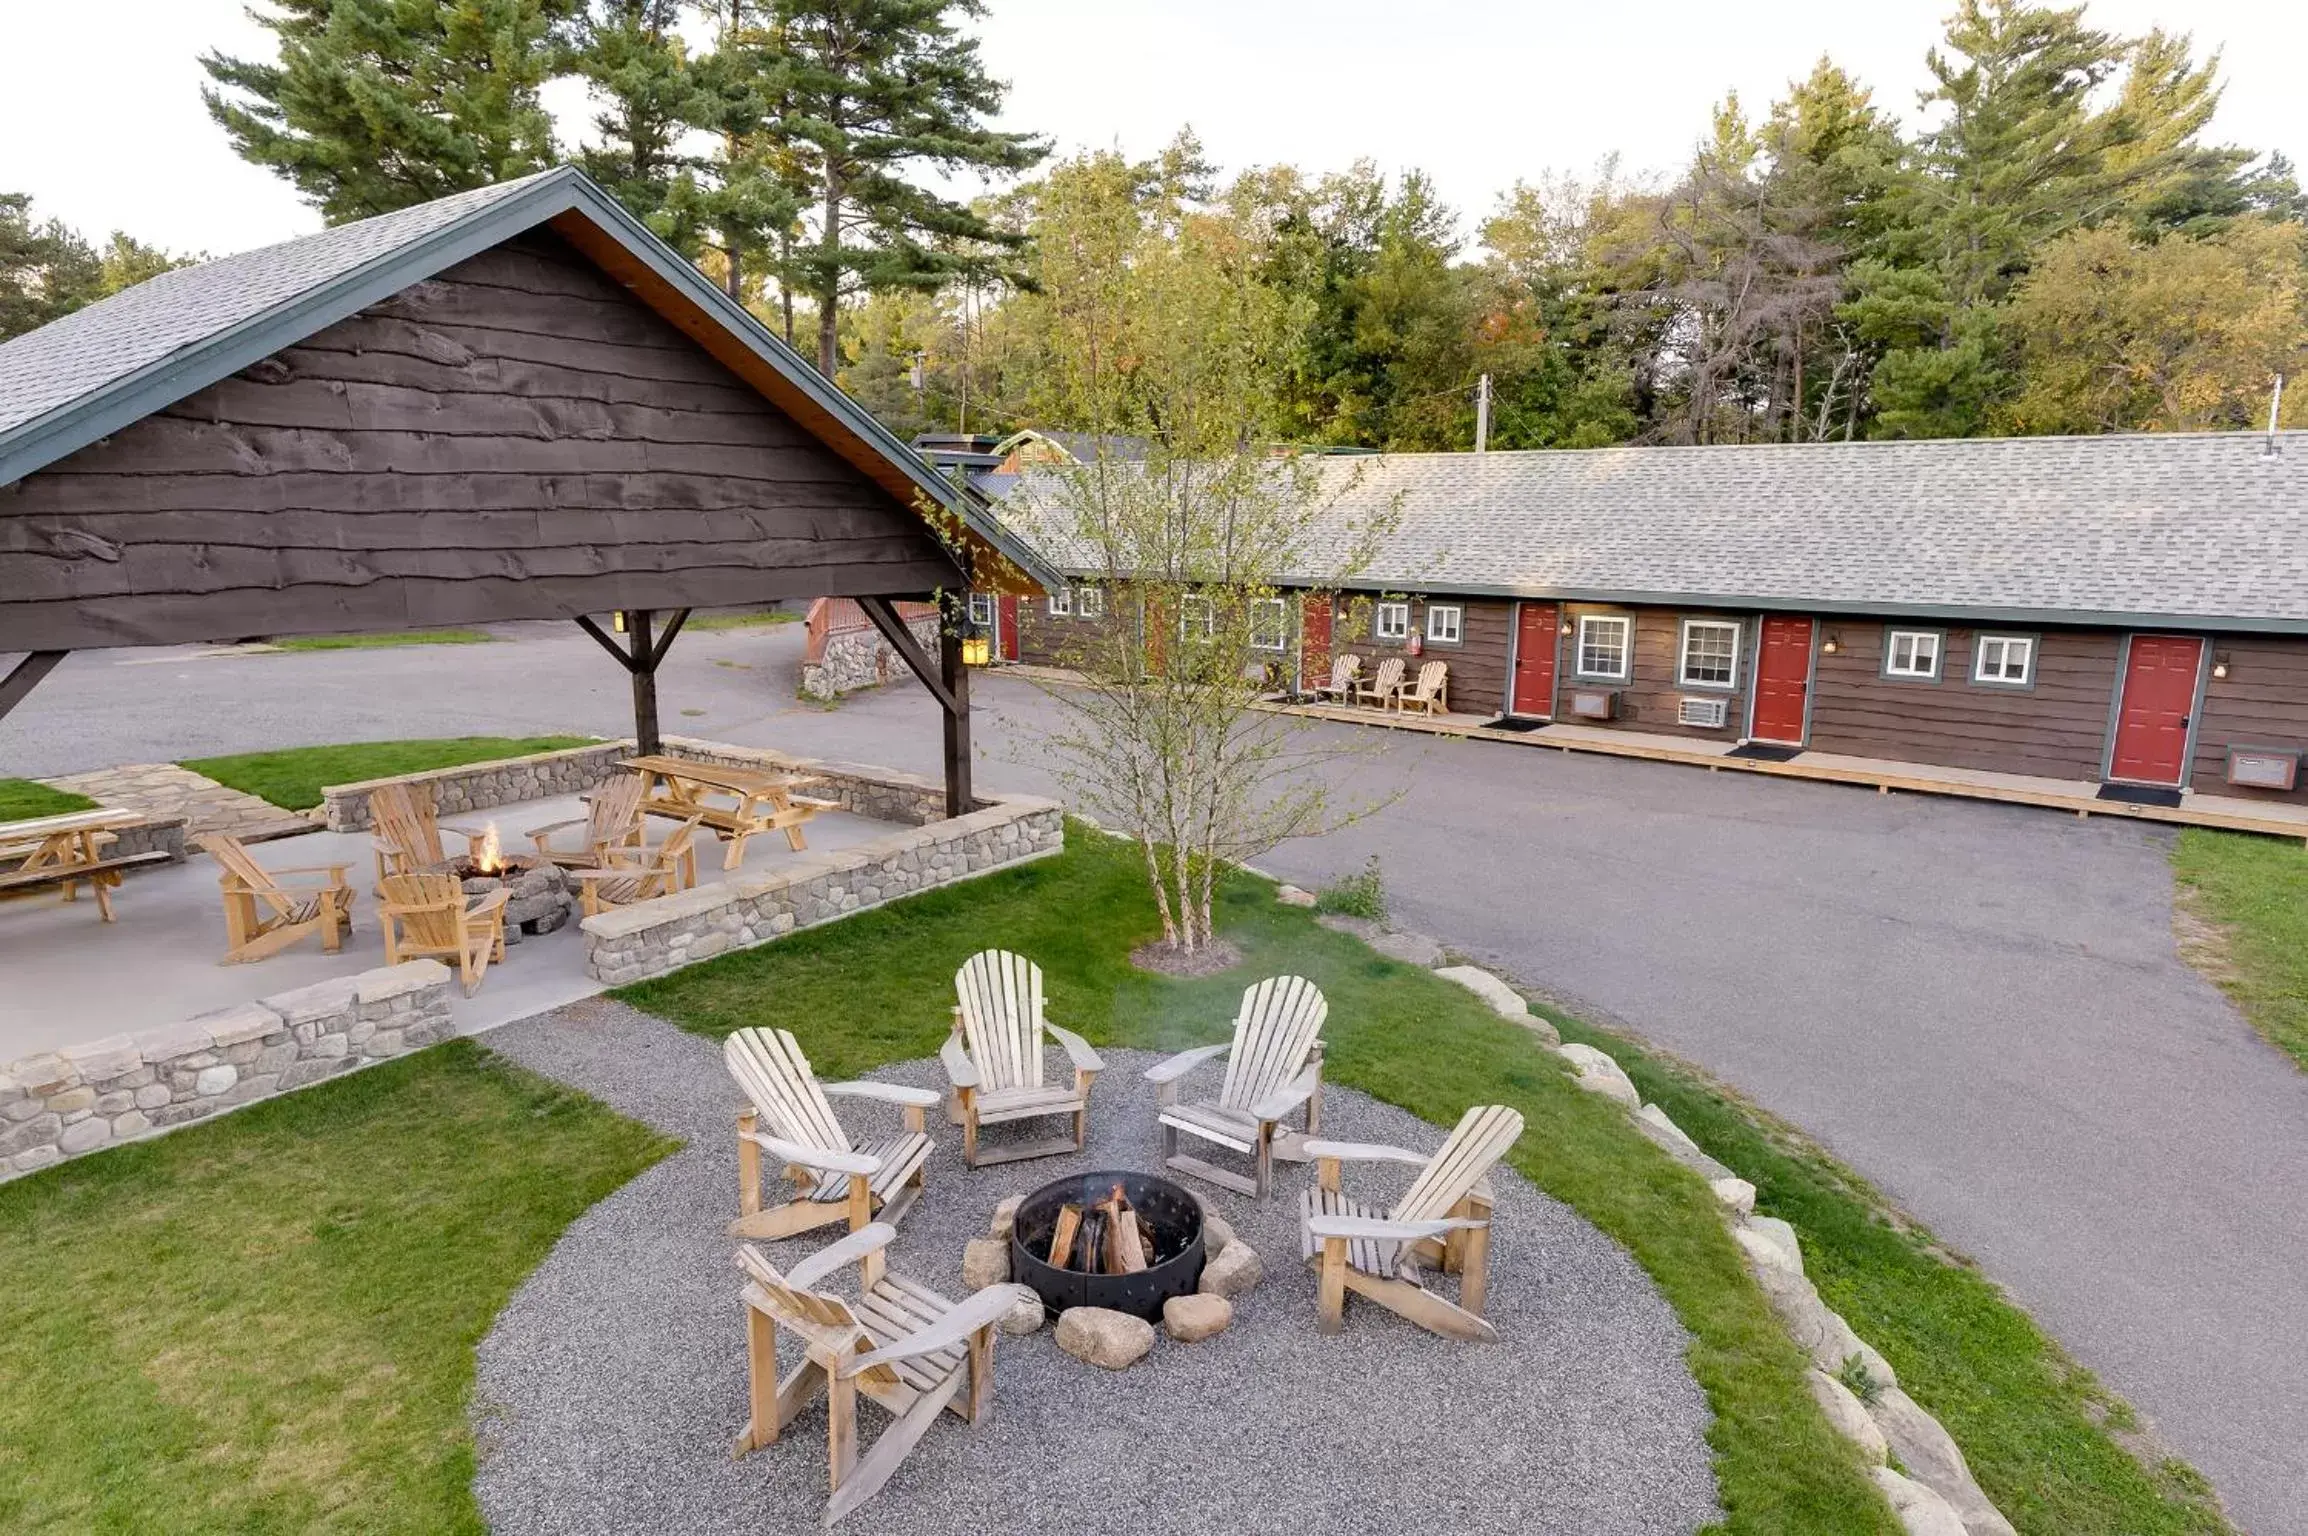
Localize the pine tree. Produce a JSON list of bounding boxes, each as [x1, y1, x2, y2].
[[1, 196, 189, 341], [202, 0, 567, 223], [559, 0, 710, 249]]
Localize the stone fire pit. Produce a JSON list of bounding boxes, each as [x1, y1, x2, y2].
[[430, 853, 572, 945]]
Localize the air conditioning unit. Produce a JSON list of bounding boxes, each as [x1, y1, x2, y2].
[[1570, 689, 1619, 721], [2225, 747, 2301, 790], [1677, 696, 1729, 729]]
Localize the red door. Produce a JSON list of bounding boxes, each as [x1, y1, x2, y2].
[[1750, 616, 1814, 744], [996, 595, 1021, 662], [1511, 602, 1559, 717], [1300, 594, 1332, 692], [2109, 635, 2204, 785]]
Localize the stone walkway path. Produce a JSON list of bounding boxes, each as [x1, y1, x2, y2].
[[474, 999, 1722, 1536], [38, 763, 313, 842]]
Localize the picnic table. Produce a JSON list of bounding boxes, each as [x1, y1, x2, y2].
[[0, 808, 163, 923], [619, 756, 836, 871]]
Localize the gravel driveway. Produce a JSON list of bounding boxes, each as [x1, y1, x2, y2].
[[475, 999, 1720, 1536]]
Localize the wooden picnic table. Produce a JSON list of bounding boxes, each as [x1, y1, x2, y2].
[[0, 808, 162, 923], [618, 756, 836, 871]]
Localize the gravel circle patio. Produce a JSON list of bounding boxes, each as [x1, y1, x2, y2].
[[475, 998, 1722, 1535]]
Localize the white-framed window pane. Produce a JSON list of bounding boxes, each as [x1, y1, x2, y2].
[[1375, 601, 1409, 641], [1077, 585, 1104, 619], [1577, 615, 1631, 679], [1248, 597, 1287, 650], [1679, 619, 1740, 687], [1974, 634, 2033, 684], [1425, 604, 1463, 644], [1048, 587, 1071, 617], [1180, 594, 1214, 639], [1886, 629, 1940, 678], [967, 593, 993, 627]]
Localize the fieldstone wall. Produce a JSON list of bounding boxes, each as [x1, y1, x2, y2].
[[0, 960, 454, 1183], [800, 611, 941, 699], [657, 736, 951, 825], [322, 743, 628, 831], [108, 815, 189, 864], [583, 795, 1063, 985]]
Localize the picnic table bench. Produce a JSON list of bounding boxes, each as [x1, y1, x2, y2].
[[619, 756, 837, 871], [0, 808, 166, 923]]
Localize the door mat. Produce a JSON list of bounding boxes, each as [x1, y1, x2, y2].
[[1725, 742, 1804, 762], [1486, 717, 1551, 734], [2097, 782, 2184, 809]]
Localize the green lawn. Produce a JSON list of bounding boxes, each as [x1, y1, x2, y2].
[[1546, 1014, 2231, 1536], [2172, 828, 2308, 1071], [0, 1043, 673, 1535], [0, 778, 96, 821], [621, 829, 1901, 1536], [273, 629, 494, 651], [182, 737, 596, 811], [688, 608, 800, 631]]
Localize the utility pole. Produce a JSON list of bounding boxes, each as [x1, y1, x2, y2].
[[1474, 373, 1492, 454]]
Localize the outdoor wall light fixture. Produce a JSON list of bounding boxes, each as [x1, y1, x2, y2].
[[2212, 653, 2232, 680], [1559, 619, 1573, 635], [1821, 632, 1842, 655]]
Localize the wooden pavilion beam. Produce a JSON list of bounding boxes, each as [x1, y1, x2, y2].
[[0, 650, 67, 728], [576, 610, 690, 756], [856, 596, 971, 818]]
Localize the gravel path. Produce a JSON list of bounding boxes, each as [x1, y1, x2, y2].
[[475, 998, 1721, 1536]]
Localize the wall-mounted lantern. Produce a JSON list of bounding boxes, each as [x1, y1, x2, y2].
[[2212, 653, 2233, 681], [1821, 632, 1842, 656]]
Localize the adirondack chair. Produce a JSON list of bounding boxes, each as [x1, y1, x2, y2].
[[377, 871, 508, 995], [725, 1025, 940, 1242], [1395, 660, 1450, 716], [196, 832, 354, 964], [940, 949, 1104, 1168], [733, 1224, 1034, 1527], [569, 816, 703, 918], [368, 781, 487, 884], [525, 773, 645, 869], [1144, 975, 1327, 1199], [1354, 656, 1405, 708], [1300, 1103, 1525, 1342], [1311, 653, 1361, 704]]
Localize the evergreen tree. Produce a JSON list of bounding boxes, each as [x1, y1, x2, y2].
[[202, 0, 567, 223], [559, 0, 710, 248], [1, 195, 190, 341]]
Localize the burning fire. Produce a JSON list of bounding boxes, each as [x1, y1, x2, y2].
[[473, 821, 505, 875]]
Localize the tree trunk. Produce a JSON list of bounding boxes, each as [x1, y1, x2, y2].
[[816, 172, 842, 375]]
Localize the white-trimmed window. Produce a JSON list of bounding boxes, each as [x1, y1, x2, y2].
[[1678, 618, 1740, 689], [1047, 587, 1072, 618], [1180, 593, 1214, 640], [1884, 628, 1943, 680], [1249, 597, 1288, 651], [1374, 601, 1410, 642], [1576, 614, 1633, 680], [1425, 604, 1464, 645], [1973, 633, 2035, 686], [966, 593, 994, 628], [1076, 584, 1105, 619]]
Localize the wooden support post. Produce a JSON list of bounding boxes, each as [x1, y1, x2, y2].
[[575, 609, 689, 756], [941, 598, 972, 819], [0, 650, 66, 726]]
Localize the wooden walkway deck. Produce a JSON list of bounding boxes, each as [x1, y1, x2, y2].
[[1264, 699, 2308, 844]]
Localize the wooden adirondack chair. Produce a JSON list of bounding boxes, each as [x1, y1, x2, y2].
[[1354, 656, 1405, 708], [196, 832, 354, 964], [569, 816, 702, 918], [1311, 653, 1361, 704], [1300, 1103, 1525, 1342], [1395, 660, 1450, 716], [525, 773, 645, 869], [726, 1026, 940, 1242], [368, 781, 486, 883], [734, 1224, 1034, 1528], [940, 949, 1103, 1168], [377, 872, 507, 995], [1144, 975, 1327, 1199]]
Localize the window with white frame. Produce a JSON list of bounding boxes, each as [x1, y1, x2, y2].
[[1576, 614, 1633, 680], [966, 593, 994, 628], [1425, 604, 1464, 645], [1048, 586, 1072, 618], [1679, 618, 1740, 688], [1076, 584, 1105, 619], [1374, 601, 1410, 642], [1248, 597, 1288, 651], [1884, 628, 1942, 680], [1179, 593, 1214, 640], [1973, 633, 2035, 686]]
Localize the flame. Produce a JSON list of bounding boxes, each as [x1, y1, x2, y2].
[[474, 822, 504, 875]]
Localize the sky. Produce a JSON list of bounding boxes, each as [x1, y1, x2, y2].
[[2, 0, 2302, 260]]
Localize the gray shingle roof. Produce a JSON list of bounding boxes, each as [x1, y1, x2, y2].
[[1002, 433, 2308, 630]]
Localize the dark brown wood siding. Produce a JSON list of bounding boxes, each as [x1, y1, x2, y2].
[[1012, 585, 1133, 667], [0, 231, 957, 651], [2190, 636, 2308, 803], [1339, 595, 1513, 714], [1806, 624, 2121, 779], [1552, 603, 1748, 740]]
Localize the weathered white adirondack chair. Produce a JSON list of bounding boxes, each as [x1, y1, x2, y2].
[[734, 1223, 1034, 1528], [940, 949, 1103, 1168], [1143, 975, 1327, 1199], [1395, 660, 1450, 716], [1311, 653, 1361, 704], [726, 1027, 940, 1241], [1354, 655, 1405, 708], [1300, 1103, 1525, 1342]]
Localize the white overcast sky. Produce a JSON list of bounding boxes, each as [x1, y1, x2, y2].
[[2, 0, 2301, 259]]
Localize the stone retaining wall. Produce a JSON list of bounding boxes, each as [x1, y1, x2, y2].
[[655, 736, 951, 825], [322, 744, 630, 831], [583, 794, 1063, 986], [110, 814, 189, 865], [0, 961, 454, 1183], [800, 609, 941, 700]]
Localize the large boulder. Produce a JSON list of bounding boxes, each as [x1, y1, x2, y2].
[[1711, 1176, 1758, 1217], [1804, 1368, 1888, 1463], [1198, 1241, 1264, 1298], [1740, 1252, 1897, 1388], [1162, 1293, 1233, 1342], [1869, 1387, 2018, 1536], [1867, 1467, 1969, 1536], [998, 1294, 1047, 1336], [962, 1238, 1011, 1290], [1556, 1043, 1639, 1108], [1739, 1215, 1804, 1276], [1201, 1212, 1235, 1259], [1055, 1307, 1154, 1369], [989, 1194, 1023, 1243]]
